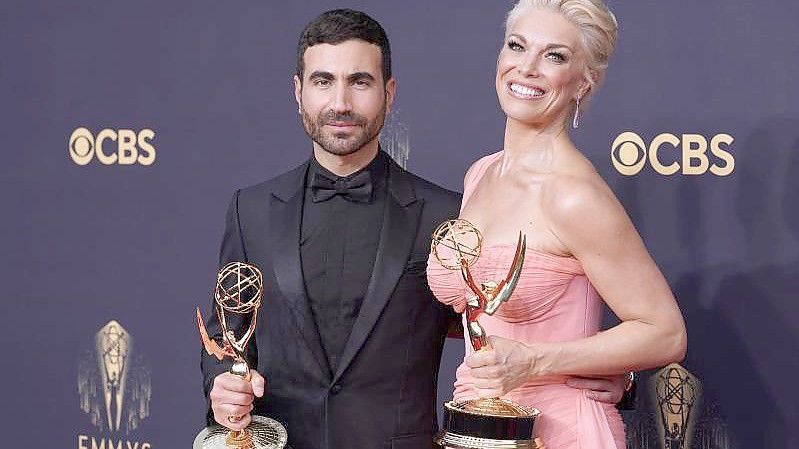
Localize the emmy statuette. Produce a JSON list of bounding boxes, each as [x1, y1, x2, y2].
[[431, 219, 543, 449], [194, 262, 288, 449]]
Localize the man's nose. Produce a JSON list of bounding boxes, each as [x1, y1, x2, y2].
[[330, 84, 352, 114]]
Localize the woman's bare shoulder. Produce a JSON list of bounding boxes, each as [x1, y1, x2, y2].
[[540, 162, 627, 240], [464, 151, 503, 186]]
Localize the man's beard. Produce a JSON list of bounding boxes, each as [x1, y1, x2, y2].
[[301, 103, 386, 156]]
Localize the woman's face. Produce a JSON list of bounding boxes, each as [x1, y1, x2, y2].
[[496, 8, 588, 128]]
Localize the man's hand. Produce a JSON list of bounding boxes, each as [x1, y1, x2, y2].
[[565, 374, 627, 404], [209, 370, 266, 431]]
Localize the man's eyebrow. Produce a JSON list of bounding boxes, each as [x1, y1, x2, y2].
[[348, 72, 376, 82], [308, 70, 335, 80]]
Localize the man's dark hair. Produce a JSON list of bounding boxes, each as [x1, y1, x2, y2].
[[296, 9, 392, 84]]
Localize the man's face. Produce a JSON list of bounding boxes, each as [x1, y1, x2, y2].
[[294, 39, 395, 156]]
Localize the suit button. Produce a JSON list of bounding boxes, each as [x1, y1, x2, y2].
[[330, 384, 342, 395]]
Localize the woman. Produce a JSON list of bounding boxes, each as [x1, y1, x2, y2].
[[426, 1, 687, 447]]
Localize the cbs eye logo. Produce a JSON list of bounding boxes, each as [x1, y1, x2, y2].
[[69, 127, 156, 166], [611, 132, 735, 176]]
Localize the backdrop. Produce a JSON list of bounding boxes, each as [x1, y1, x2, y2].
[[2, 1, 797, 448]]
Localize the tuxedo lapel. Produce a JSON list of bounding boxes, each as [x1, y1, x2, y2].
[[269, 162, 331, 379], [333, 160, 423, 383]]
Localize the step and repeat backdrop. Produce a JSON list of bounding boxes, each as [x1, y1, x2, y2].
[[2, 1, 797, 448]]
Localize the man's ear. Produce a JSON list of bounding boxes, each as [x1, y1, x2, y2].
[[293, 74, 302, 114], [384, 77, 397, 116]]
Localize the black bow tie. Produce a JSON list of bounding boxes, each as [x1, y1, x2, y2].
[[310, 170, 373, 203]]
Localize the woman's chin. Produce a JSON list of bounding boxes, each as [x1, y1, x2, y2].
[[503, 110, 548, 127]]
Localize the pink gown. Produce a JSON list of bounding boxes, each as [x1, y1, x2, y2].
[[427, 151, 626, 449]]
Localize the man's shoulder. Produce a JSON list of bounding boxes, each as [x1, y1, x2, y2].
[[235, 161, 308, 202], [397, 166, 462, 206], [398, 167, 462, 229]]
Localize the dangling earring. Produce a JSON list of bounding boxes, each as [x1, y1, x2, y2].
[[572, 95, 581, 129]]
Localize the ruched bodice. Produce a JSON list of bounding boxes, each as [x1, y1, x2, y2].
[[427, 151, 625, 449], [427, 243, 588, 325]]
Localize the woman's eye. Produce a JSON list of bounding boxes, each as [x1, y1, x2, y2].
[[507, 40, 524, 51], [546, 52, 566, 63]]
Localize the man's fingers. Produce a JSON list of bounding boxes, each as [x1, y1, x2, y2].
[[250, 370, 266, 398], [222, 415, 251, 432], [213, 403, 254, 428], [209, 370, 268, 431], [214, 372, 255, 394], [216, 402, 253, 418], [209, 380, 255, 406], [235, 413, 252, 431], [211, 391, 254, 407], [566, 375, 627, 404], [585, 390, 621, 404], [565, 377, 612, 392]]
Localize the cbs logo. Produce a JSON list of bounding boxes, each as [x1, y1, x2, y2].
[[69, 127, 156, 166], [611, 132, 735, 176]]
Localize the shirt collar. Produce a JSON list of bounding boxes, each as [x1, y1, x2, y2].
[[306, 148, 388, 189]]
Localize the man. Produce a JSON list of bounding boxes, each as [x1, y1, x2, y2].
[[201, 9, 628, 449]]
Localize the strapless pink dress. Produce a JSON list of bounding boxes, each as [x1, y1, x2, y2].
[[427, 151, 625, 449]]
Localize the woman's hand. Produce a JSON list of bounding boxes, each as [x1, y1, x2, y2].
[[465, 335, 543, 397], [465, 336, 633, 405]]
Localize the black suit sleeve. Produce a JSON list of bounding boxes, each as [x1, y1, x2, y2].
[[616, 377, 637, 410], [446, 308, 463, 338], [219, 189, 248, 266], [200, 190, 259, 424]]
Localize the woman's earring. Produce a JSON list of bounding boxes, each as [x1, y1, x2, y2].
[[572, 95, 581, 129]]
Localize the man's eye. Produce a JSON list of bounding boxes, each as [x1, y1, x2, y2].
[[313, 79, 331, 87]]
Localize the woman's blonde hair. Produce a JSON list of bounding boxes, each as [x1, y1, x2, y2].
[[505, 0, 618, 93]]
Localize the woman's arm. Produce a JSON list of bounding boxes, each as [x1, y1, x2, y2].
[[466, 174, 686, 397]]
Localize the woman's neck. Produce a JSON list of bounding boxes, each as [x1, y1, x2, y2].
[[500, 117, 572, 175]]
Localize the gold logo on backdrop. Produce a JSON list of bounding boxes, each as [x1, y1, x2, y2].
[[69, 127, 156, 166], [652, 363, 702, 449], [78, 320, 151, 434], [612, 132, 735, 176]]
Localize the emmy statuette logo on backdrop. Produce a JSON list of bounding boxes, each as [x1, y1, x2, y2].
[[651, 363, 702, 449], [77, 320, 152, 449]]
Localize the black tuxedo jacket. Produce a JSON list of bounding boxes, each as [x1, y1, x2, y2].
[[201, 156, 461, 449]]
